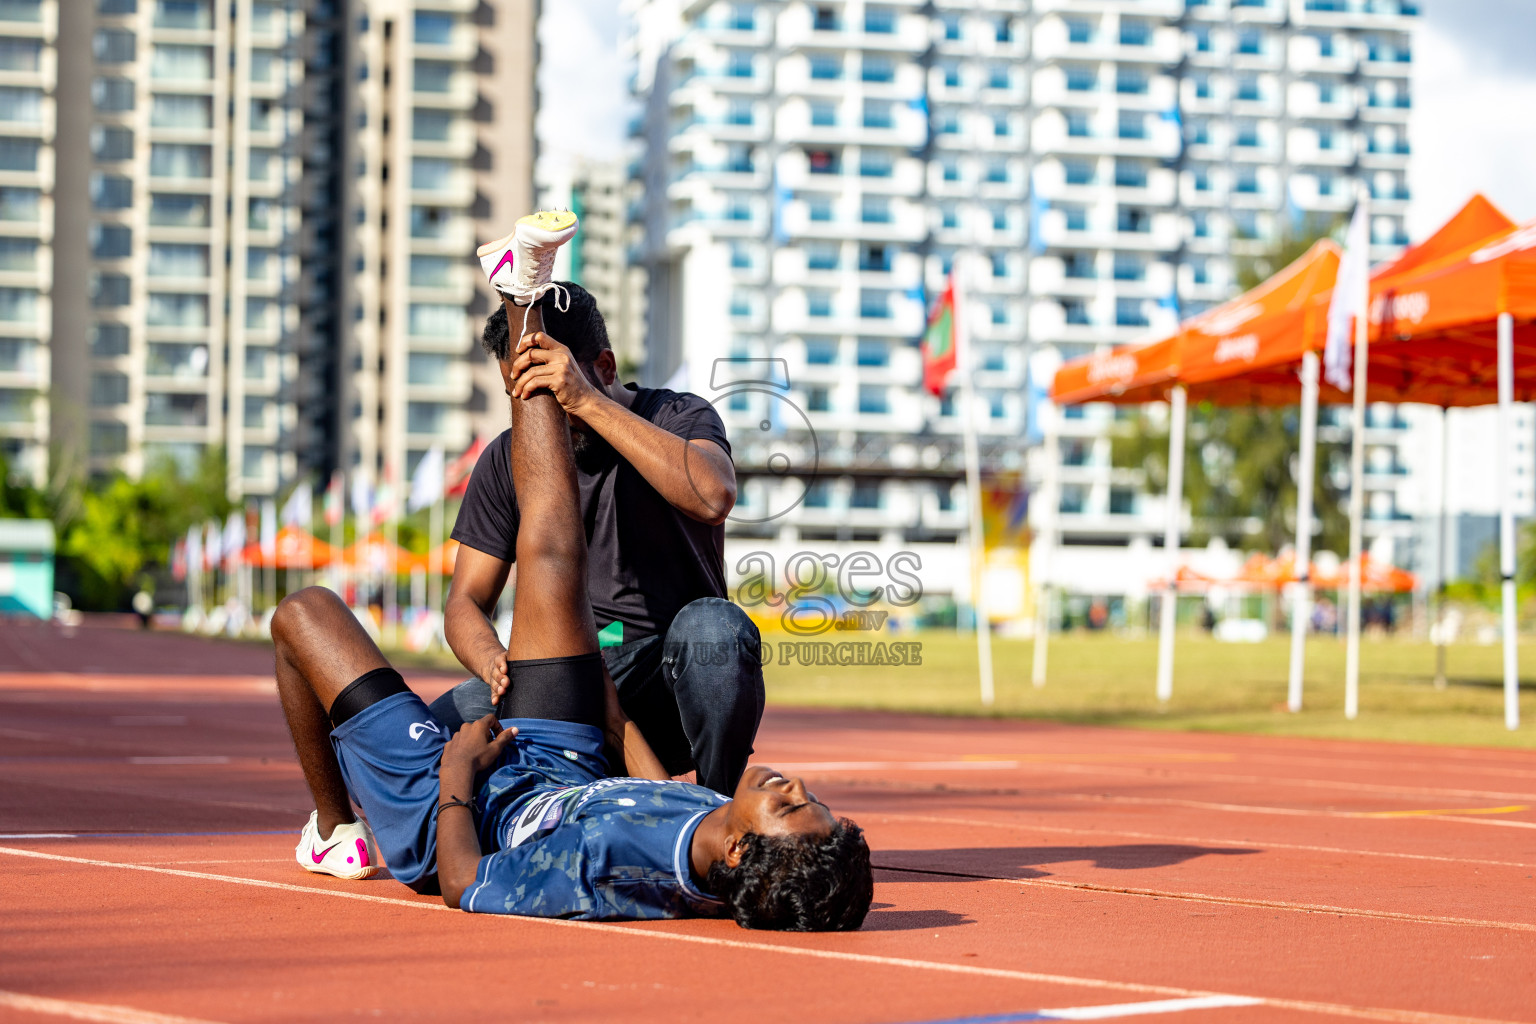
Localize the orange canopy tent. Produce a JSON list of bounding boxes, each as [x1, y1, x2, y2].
[[341, 533, 426, 575], [425, 540, 460, 576], [241, 527, 336, 569], [1044, 195, 1519, 715]]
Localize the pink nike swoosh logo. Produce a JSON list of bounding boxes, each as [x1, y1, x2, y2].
[[311, 841, 339, 864], [491, 250, 515, 279], [355, 838, 370, 868]]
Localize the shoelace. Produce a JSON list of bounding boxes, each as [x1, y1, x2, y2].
[[517, 245, 571, 338]]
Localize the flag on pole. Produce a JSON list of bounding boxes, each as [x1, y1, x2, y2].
[[350, 470, 373, 523], [445, 438, 486, 498], [1324, 202, 1371, 393], [222, 511, 245, 568], [203, 520, 221, 571], [324, 471, 344, 527], [921, 274, 959, 397], [372, 472, 396, 528], [280, 482, 312, 529], [171, 538, 187, 582], [260, 499, 277, 559], [408, 447, 445, 513], [186, 525, 203, 578]]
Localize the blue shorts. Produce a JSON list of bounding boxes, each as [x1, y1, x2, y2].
[[329, 692, 608, 887]]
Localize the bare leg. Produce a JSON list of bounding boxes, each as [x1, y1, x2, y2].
[[273, 587, 392, 836], [502, 299, 599, 661]]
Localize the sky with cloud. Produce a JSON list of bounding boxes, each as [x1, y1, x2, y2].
[[536, 1, 1536, 238]]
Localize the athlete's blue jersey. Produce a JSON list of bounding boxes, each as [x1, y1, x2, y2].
[[460, 718, 730, 920]]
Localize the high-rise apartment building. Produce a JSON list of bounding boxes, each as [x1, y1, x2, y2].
[[626, 0, 1416, 570], [0, 0, 537, 499]]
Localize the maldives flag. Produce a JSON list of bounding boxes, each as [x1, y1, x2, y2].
[[921, 276, 958, 397]]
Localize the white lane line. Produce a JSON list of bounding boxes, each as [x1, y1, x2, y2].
[[0, 833, 76, 839], [877, 811, 1536, 870], [0, 989, 224, 1024], [0, 846, 1527, 1024], [784, 759, 1536, 805], [1062, 794, 1536, 832], [126, 757, 230, 766], [1038, 995, 1263, 1020]]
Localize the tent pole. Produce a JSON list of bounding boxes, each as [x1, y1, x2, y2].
[[1156, 385, 1187, 703], [1031, 405, 1057, 688], [1288, 350, 1320, 712], [1343, 268, 1369, 721], [1497, 311, 1519, 730], [1434, 406, 1450, 689]]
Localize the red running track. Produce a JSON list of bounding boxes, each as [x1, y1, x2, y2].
[[1, 618, 1534, 1024]]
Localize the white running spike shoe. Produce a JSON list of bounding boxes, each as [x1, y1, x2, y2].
[[477, 210, 579, 309], [295, 810, 380, 881]]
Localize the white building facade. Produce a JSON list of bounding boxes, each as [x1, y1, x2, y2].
[[627, 0, 1420, 594]]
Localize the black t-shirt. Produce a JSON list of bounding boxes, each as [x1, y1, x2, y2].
[[451, 386, 731, 643]]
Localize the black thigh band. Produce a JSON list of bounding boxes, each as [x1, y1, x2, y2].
[[329, 667, 411, 729], [497, 652, 606, 731]]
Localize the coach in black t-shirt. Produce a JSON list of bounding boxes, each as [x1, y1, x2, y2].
[[427, 284, 764, 794]]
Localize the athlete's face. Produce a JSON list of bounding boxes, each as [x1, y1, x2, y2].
[[726, 765, 836, 840]]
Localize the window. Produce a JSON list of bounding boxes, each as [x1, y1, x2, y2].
[[806, 387, 830, 412], [149, 193, 209, 227], [147, 343, 208, 379], [1116, 69, 1147, 95], [1317, 173, 1334, 197], [727, 100, 754, 125], [1192, 166, 1210, 191], [0, 0, 42, 19], [807, 195, 833, 222], [984, 160, 1008, 184], [412, 157, 454, 190], [91, 423, 128, 456], [1109, 488, 1135, 515], [410, 255, 454, 287], [1318, 80, 1335, 104], [92, 323, 130, 357], [992, 113, 1010, 137], [1236, 31, 1262, 56], [0, 138, 37, 174], [1117, 112, 1146, 140], [248, 149, 274, 182], [856, 388, 889, 416], [1063, 159, 1095, 185], [244, 347, 267, 378], [805, 337, 837, 364], [1191, 26, 1211, 53], [729, 293, 751, 318], [1119, 20, 1149, 46], [146, 292, 208, 327], [1191, 259, 1209, 285], [149, 144, 212, 179], [988, 66, 1010, 90], [1117, 207, 1149, 233], [148, 243, 209, 277], [857, 340, 889, 367], [805, 244, 838, 271], [859, 290, 890, 318], [93, 273, 132, 308], [1234, 170, 1258, 194], [91, 224, 133, 259], [860, 196, 890, 223], [0, 286, 35, 322], [727, 51, 753, 77], [92, 77, 135, 112], [806, 290, 832, 317], [153, 1, 211, 30], [407, 353, 452, 386], [1114, 159, 1147, 187], [806, 148, 839, 174], [1065, 66, 1096, 92], [151, 44, 213, 80], [1065, 110, 1091, 137], [995, 17, 1012, 43], [937, 110, 959, 134], [1191, 211, 1209, 238], [859, 150, 893, 178], [0, 237, 34, 271], [0, 37, 41, 70], [810, 101, 836, 127], [1066, 19, 1093, 44], [1191, 120, 1210, 145], [413, 61, 454, 93], [411, 111, 451, 140], [942, 64, 960, 88], [1059, 204, 1087, 231], [729, 242, 752, 269], [247, 248, 274, 280], [151, 93, 212, 128], [1063, 253, 1095, 279], [94, 28, 135, 62], [942, 15, 961, 40], [92, 126, 134, 162], [812, 5, 838, 31], [990, 252, 1008, 278], [990, 302, 1008, 325], [1193, 75, 1211, 100], [804, 481, 831, 508], [941, 206, 958, 229], [1236, 77, 1260, 102], [862, 100, 892, 129], [243, 397, 268, 429], [863, 6, 894, 33], [1235, 123, 1259, 147], [1113, 254, 1145, 281], [1317, 126, 1334, 151], [941, 158, 959, 182], [250, 50, 276, 83], [808, 54, 842, 80], [727, 3, 754, 30], [1058, 482, 1087, 515], [91, 372, 129, 407], [408, 303, 463, 337], [414, 11, 454, 44], [861, 56, 894, 83], [1116, 298, 1148, 327], [1316, 32, 1336, 58]]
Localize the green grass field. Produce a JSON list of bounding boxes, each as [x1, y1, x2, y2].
[[756, 631, 1536, 749]]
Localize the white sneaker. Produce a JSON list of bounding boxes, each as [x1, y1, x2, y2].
[[295, 810, 379, 881], [477, 210, 579, 307]]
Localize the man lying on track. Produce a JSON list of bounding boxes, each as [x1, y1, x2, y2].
[[272, 213, 871, 930]]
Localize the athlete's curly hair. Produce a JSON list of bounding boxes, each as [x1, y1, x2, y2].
[[481, 282, 610, 363], [706, 819, 873, 931]]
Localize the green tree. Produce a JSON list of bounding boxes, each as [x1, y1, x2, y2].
[[1109, 220, 1352, 555]]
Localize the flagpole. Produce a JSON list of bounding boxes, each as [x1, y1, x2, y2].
[[1031, 406, 1057, 688], [1497, 311, 1519, 730], [1287, 349, 1321, 712], [1156, 384, 1187, 703], [1344, 190, 1370, 721], [957, 256, 995, 707], [429, 490, 444, 648]]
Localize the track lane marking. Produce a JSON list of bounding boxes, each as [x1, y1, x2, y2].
[[873, 865, 1536, 934], [893, 995, 1264, 1023], [0, 845, 1528, 1024], [1361, 805, 1529, 819], [0, 989, 224, 1024], [870, 811, 1536, 870]]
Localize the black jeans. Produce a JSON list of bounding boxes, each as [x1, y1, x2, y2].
[[427, 597, 764, 795]]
